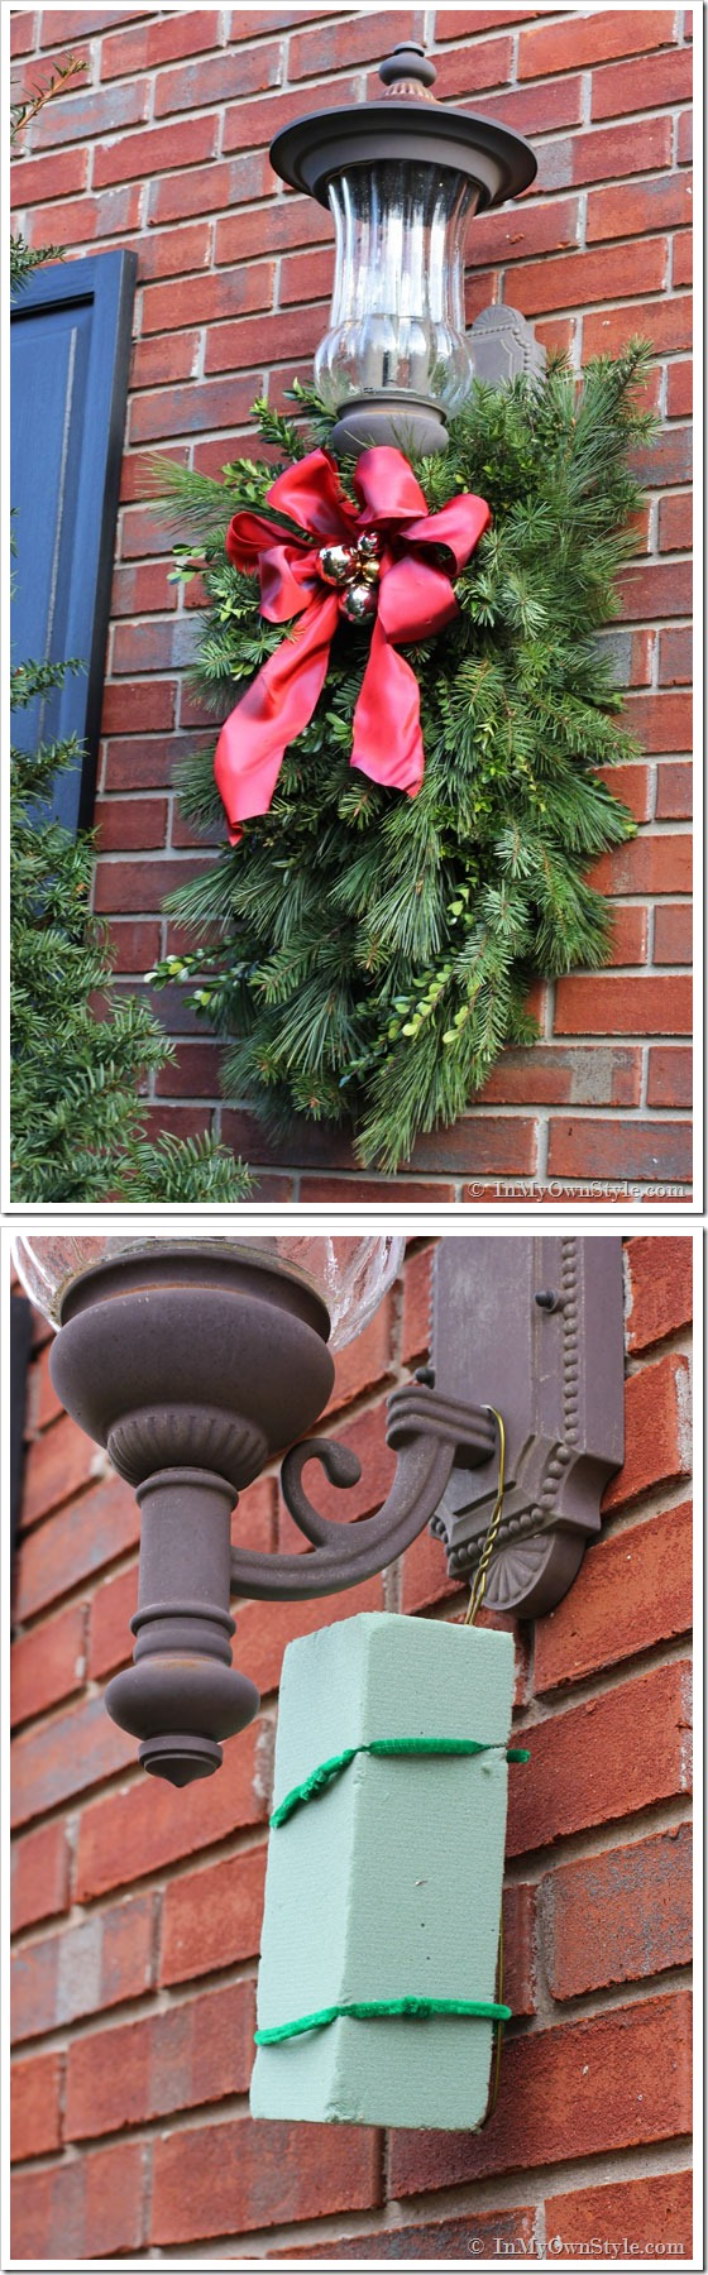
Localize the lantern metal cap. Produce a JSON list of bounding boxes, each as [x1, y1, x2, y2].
[[269, 41, 537, 211]]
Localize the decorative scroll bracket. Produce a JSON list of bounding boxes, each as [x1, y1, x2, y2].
[[429, 1237, 624, 1618]]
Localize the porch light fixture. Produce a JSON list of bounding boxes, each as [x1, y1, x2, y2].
[[14, 1235, 623, 1791], [269, 40, 537, 456]]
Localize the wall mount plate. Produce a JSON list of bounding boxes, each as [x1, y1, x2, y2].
[[429, 1237, 625, 1619]]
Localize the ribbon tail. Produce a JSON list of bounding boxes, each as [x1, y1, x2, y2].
[[215, 592, 340, 842], [351, 618, 425, 801]]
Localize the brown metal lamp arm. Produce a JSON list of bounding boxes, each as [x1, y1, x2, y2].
[[230, 1385, 496, 1603]]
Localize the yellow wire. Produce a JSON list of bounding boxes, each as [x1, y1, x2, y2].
[[465, 1406, 506, 1625]]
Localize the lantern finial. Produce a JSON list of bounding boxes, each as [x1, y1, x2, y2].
[[378, 42, 438, 100]]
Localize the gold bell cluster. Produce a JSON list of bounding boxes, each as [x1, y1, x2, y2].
[[318, 533, 381, 621]]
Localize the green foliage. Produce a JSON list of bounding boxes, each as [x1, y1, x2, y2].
[[10, 688, 252, 1201], [151, 348, 653, 1172]]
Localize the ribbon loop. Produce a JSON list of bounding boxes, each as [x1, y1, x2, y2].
[[215, 445, 491, 842]]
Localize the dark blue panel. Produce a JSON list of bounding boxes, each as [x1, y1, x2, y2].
[[11, 249, 137, 833]]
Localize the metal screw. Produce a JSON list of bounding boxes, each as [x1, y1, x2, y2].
[[535, 1289, 562, 1312]]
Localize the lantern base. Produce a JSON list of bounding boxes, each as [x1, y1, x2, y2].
[[329, 395, 449, 459]]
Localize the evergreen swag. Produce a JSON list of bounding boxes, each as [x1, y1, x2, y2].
[[154, 348, 653, 1173]]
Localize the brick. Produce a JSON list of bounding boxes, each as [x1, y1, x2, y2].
[[151, 2113, 381, 2244], [277, 2207, 538, 2259], [548, 1117, 691, 1186], [390, 1989, 691, 2192], [667, 359, 692, 417], [654, 903, 692, 965], [628, 692, 693, 753], [584, 295, 692, 359], [11, 2138, 144, 2261], [204, 302, 323, 376], [554, 975, 691, 1036], [478, 1044, 642, 1108], [12, 1890, 154, 2042], [539, 117, 672, 194], [595, 762, 652, 821], [161, 1846, 268, 1986], [11, 2052, 62, 2162], [407, 1118, 538, 1176], [626, 1236, 693, 1351], [11, 1602, 85, 1727], [677, 110, 691, 163], [134, 220, 211, 280], [24, 183, 143, 246], [604, 906, 648, 966], [659, 494, 691, 552], [402, 1245, 434, 1363], [11, 13, 38, 55], [154, 1039, 222, 1096], [95, 797, 168, 852], [592, 45, 693, 121], [66, 1981, 255, 2140], [101, 9, 222, 76], [466, 195, 581, 275], [94, 856, 209, 915], [11, 1693, 135, 1829], [154, 43, 282, 117], [148, 150, 271, 225], [591, 835, 692, 897], [88, 1562, 137, 1679], [234, 1574, 385, 1699], [11, 147, 88, 206], [111, 561, 177, 617], [511, 236, 667, 317], [216, 198, 331, 265], [76, 1717, 268, 1900], [11, 1821, 69, 1936], [659, 626, 692, 685], [510, 1658, 691, 1855], [292, 9, 419, 79], [101, 679, 177, 731], [109, 919, 163, 975], [14, 1469, 139, 1624], [647, 1045, 692, 1110], [631, 428, 692, 490], [618, 560, 692, 620], [129, 373, 255, 444], [222, 78, 360, 155], [471, 76, 585, 138], [546, 1822, 692, 2001], [31, 1346, 64, 1432], [118, 504, 177, 560], [610, 1350, 692, 1509], [141, 260, 274, 335], [673, 231, 693, 289], [21, 1416, 99, 1529], [32, 78, 149, 147], [519, 10, 678, 78], [298, 1171, 455, 1203], [110, 619, 192, 675], [93, 115, 218, 190], [422, 36, 515, 100], [534, 1499, 692, 1691], [587, 171, 692, 243], [131, 327, 202, 391], [545, 2169, 693, 2259]]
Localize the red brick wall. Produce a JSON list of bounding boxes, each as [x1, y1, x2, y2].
[[10, 7, 693, 1202], [11, 1235, 693, 2259]]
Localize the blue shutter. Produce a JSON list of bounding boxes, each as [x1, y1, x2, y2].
[[11, 248, 137, 833]]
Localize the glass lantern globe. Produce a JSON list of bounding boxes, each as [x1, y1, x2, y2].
[[314, 157, 479, 420], [269, 41, 536, 456], [12, 1234, 404, 1348]]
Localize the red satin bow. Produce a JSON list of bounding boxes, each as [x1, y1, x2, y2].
[[214, 445, 491, 842]]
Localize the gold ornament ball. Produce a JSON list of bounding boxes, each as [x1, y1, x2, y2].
[[340, 580, 378, 623], [357, 532, 380, 561], [318, 542, 356, 586]]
